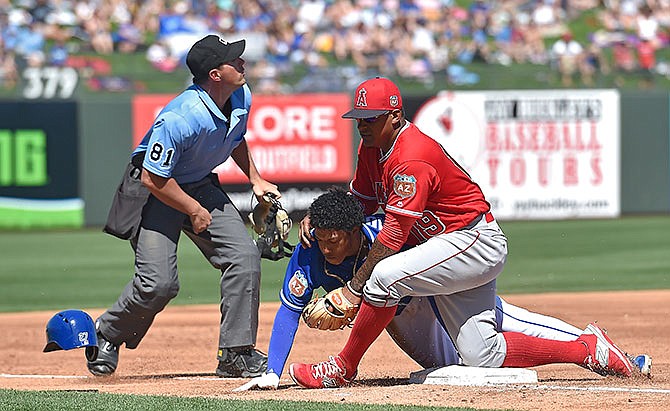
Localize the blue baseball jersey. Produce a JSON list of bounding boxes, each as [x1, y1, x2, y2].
[[133, 83, 251, 184], [279, 215, 384, 312], [265, 215, 382, 376]]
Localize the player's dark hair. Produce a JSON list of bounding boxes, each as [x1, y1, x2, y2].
[[309, 187, 364, 231]]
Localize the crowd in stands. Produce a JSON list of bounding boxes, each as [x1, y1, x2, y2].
[[1, 0, 669, 93]]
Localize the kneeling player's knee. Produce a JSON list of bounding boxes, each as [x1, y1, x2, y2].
[[460, 346, 500, 367], [456, 319, 505, 367]]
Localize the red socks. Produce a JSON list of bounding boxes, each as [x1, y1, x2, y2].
[[338, 301, 396, 378], [502, 331, 588, 367], [338, 309, 589, 373]]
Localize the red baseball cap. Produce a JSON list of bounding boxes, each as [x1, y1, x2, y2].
[[342, 77, 403, 119]]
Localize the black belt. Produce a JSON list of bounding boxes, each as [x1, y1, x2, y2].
[[180, 174, 219, 191]]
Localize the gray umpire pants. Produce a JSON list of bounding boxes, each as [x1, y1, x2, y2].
[[98, 175, 261, 351]]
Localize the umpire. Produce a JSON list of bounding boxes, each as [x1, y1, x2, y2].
[[89, 34, 279, 378]]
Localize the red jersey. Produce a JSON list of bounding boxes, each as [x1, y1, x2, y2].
[[350, 122, 490, 248]]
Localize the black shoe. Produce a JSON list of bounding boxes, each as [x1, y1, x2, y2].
[[87, 323, 119, 376], [216, 346, 267, 378]]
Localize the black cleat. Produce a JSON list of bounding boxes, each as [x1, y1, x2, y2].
[[87, 323, 119, 376], [216, 346, 267, 378]]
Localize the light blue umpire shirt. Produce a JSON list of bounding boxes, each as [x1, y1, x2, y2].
[[133, 83, 251, 184]]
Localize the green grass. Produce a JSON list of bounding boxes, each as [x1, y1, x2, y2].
[[0, 226, 287, 312], [497, 216, 670, 293], [1, 216, 669, 313], [0, 390, 487, 411]]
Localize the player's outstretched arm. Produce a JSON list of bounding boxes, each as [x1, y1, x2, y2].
[[234, 305, 301, 391]]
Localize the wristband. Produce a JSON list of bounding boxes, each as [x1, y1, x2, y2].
[[346, 281, 363, 298]]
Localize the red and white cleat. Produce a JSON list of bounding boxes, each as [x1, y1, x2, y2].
[[289, 355, 356, 388], [577, 323, 634, 377]]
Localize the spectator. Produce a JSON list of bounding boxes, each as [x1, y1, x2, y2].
[[637, 5, 660, 48], [636, 37, 656, 87], [265, 21, 295, 74], [489, 4, 515, 65], [48, 38, 69, 66], [14, 21, 46, 60], [506, 18, 531, 64], [146, 39, 179, 72], [551, 32, 585, 86], [581, 41, 610, 85], [531, 0, 567, 38], [84, 9, 114, 54], [28, 0, 52, 24], [612, 36, 637, 86], [618, 0, 639, 30], [0, 45, 18, 90], [346, 21, 383, 74], [522, 20, 550, 65], [247, 58, 288, 95], [113, 17, 145, 54]]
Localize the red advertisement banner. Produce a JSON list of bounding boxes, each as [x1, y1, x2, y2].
[[132, 93, 353, 184]]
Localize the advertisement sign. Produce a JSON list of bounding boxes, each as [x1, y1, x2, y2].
[[0, 101, 82, 228], [132, 93, 353, 184], [414, 90, 620, 219]]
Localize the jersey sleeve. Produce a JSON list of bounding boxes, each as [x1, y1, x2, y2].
[[377, 160, 439, 247], [279, 242, 318, 312], [141, 113, 190, 178], [376, 211, 416, 251], [384, 160, 439, 220], [265, 304, 301, 377]]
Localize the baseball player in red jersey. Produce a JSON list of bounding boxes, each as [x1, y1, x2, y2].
[[289, 77, 640, 388]]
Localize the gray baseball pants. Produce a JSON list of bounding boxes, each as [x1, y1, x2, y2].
[[364, 216, 509, 368], [98, 176, 261, 350]]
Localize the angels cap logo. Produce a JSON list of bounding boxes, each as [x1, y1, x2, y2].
[[218, 36, 228, 45], [355, 88, 368, 108]]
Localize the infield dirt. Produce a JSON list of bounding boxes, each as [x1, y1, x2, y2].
[[1, 290, 669, 410]]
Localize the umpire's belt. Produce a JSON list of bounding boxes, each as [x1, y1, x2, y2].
[[179, 173, 218, 192], [461, 212, 494, 230]]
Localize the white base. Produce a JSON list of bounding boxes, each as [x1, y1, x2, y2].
[[409, 365, 538, 386]]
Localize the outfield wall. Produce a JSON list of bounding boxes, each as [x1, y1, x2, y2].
[[0, 90, 668, 228], [620, 91, 670, 213]]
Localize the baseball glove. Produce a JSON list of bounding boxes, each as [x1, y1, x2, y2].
[[249, 194, 294, 261], [302, 287, 360, 331]]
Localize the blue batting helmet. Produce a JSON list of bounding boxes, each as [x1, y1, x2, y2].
[[43, 309, 98, 361]]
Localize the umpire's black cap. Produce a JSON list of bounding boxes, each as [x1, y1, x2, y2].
[[186, 35, 245, 80]]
